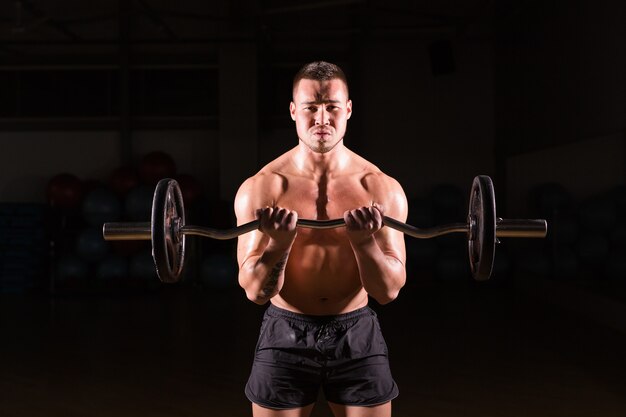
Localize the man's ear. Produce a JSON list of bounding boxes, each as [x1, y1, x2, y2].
[[346, 99, 353, 120], [289, 102, 296, 121]]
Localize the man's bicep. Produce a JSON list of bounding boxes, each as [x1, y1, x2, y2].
[[236, 230, 268, 268], [387, 176, 409, 220], [234, 180, 268, 268], [233, 177, 255, 264], [234, 177, 257, 223], [378, 176, 408, 263]]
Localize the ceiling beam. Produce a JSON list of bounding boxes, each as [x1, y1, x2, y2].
[[136, 0, 178, 40], [263, 0, 365, 16], [20, 0, 82, 41]]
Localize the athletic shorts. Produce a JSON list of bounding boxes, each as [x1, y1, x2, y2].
[[245, 304, 399, 410]]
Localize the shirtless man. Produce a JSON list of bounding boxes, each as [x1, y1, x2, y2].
[[235, 61, 408, 417]]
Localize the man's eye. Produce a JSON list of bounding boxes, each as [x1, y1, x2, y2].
[[327, 106, 338, 111], [305, 107, 317, 111]]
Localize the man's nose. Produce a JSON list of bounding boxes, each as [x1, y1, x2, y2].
[[315, 108, 330, 125]]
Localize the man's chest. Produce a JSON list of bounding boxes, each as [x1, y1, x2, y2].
[[274, 176, 373, 220]]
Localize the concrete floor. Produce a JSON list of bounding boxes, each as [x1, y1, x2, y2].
[[2, 277, 626, 417]]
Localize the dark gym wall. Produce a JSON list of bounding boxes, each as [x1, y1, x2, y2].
[[495, 0, 626, 214], [0, 43, 495, 205], [496, 0, 626, 155], [356, 39, 495, 198], [0, 130, 220, 203], [0, 1, 624, 223]]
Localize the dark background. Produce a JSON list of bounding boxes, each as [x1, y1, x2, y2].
[[1, 1, 625, 416]]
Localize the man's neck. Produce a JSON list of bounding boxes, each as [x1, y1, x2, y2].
[[292, 141, 351, 178]]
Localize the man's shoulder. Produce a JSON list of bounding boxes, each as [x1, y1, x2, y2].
[[238, 169, 279, 191], [350, 156, 400, 190], [236, 158, 291, 204], [348, 157, 407, 217], [359, 170, 403, 193], [347, 154, 405, 201], [234, 169, 285, 218]]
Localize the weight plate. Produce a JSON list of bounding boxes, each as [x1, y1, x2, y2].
[[152, 178, 186, 283], [468, 175, 496, 281]]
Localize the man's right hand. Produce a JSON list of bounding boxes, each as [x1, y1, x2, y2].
[[255, 207, 298, 247]]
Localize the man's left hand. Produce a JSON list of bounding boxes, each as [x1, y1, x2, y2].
[[344, 204, 384, 245]]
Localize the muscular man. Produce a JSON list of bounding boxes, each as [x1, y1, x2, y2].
[[235, 61, 408, 417]]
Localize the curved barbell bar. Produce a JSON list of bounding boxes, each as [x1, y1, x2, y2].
[[103, 216, 546, 241]]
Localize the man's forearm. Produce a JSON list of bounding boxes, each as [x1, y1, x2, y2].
[[240, 241, 292, 304], [350, 237, 406, 304]]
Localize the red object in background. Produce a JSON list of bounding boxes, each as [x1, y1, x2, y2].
[[175, 173, 203, 206], [46, 173, 84, 209], [139, 151, 177, 185], [109, 166, 140, 196]]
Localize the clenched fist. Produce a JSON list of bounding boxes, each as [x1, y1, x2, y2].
[[256, 206, 298, 247], [344, 204, 384, 245]]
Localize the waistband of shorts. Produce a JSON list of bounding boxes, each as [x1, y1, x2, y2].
[[266, 303, 375, 323]]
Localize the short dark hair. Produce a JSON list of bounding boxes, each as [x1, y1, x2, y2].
[[292, 61, 349, 98]]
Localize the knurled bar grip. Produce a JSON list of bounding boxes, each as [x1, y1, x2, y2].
[[102, 217, 547, 241]]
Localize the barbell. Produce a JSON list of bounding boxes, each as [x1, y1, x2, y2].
[[102, 175, 547, 283]]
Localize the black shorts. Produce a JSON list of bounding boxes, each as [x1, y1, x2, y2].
[[245, 304, 398, 410]]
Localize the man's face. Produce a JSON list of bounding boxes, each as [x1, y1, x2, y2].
[[290, 78, 352, 154]]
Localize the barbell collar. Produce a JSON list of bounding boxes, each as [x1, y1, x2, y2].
[[496, 218, 547, 238], [103, 222, 151, 240]]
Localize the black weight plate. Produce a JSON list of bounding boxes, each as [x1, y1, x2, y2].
[[468, 175, 496, 281], [152, 178, 186, 283]]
